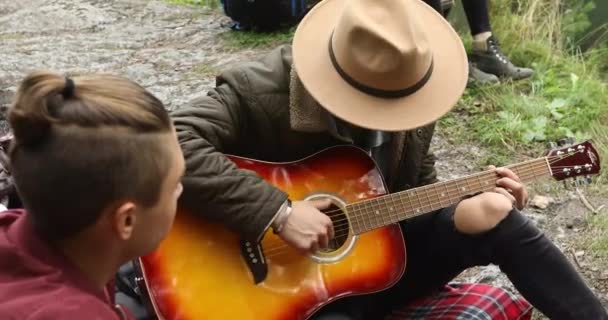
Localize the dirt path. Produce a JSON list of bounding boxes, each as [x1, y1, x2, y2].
[[1, 0, 606, 318]]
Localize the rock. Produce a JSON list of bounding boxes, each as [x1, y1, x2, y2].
[[530, 195, 553, 209], [575, 250, 585, 258], [526, 213, 547, 226]]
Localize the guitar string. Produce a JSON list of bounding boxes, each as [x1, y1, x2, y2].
[[263, 155, 595, 256], [262, 155, 587, 256], [262, 156, 583, 256], [277, 154, 575, 231], [269, 153, 574, 224]]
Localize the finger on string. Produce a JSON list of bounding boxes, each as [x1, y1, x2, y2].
[[318, 232, 329, 249], [493, 187, 516, 204], [309, 241, 319, 254], [269, 162, 550, 256], [312, 198, 333, 210], [496, 167, 521, 182], [496, 177, 523, 193], [327, 221, 335, 240]]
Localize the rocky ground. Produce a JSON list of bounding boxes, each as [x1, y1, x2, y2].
[[1, 0, 606, 319]]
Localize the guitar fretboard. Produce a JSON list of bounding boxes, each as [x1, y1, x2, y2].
[[347, 157, 551, 235]]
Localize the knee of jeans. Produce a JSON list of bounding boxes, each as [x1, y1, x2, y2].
[[454, 192, 513, 235], [478, 192, 513, 226]]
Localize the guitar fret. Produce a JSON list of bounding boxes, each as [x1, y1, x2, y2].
[[441, 182, 452, 207], [407, 191, 418, 216], [453, 179, 462, 198], [398, 192, 412, 221], [349, 203, 361, 234], [383, 195, 393, 225], [424, 186, 434, 211], [442, 182, 451, 206], [372, 197, 381, 230], [353, 206, 362, 234], [377, 197, 385, 228], [351, 153, 566, 235], [464, 177, 473, 195], [413, 190, 423, 213], [531, 160, 541, 179], [513, 166, 522, 179], [392, 195, 401, 223], [432, 183, 444, 209], [360, 202, 370, 234], [373, 197, 382, 229], [367, 202, 374, 231], [477, 174, 488, 192]]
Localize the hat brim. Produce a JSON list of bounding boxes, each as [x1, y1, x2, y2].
[[292, 0, 468, 131]]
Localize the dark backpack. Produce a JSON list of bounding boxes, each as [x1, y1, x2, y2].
[[220, 0, 312, 31]]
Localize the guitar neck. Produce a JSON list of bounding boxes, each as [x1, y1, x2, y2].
[[348, 157, 552, 235]]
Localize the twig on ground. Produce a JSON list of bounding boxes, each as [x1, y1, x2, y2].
[[570, 249, 583, 270], [576, 188, 604, 215], [500, 138, 517, 153]]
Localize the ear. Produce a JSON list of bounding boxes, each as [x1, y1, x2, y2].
[[113, 202, 137, 241]]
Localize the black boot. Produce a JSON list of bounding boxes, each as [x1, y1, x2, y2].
[[470, 36, 534, 80], [467, 62, 499, 87]]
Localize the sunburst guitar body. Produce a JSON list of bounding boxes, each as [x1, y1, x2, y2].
[[136, 146, 406, 320], [134, 141, 601, 320]]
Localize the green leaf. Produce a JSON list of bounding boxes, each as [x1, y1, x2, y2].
[[548, 98, 568, 111], [551, 110, 564, 120]]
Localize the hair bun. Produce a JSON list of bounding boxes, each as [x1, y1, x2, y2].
[[8, 71, 66, 147]]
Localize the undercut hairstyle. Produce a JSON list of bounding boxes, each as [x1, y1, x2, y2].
[[8, 71, 173, 241]]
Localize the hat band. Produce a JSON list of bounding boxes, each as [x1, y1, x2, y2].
[[328, 34, 434, 99]]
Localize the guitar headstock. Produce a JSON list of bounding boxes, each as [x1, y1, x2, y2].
[[545, 140, 601, 183]]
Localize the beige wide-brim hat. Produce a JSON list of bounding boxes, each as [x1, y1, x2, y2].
[[292, 0, 468, 131]]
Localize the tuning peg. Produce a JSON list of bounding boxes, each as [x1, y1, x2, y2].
[[586, 175, 594, 185]]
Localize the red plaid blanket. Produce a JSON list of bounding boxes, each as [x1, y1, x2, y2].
[[386, 283, 533, 320]]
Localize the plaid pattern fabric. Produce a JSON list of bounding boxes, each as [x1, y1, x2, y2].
[[386, 283, 533, 320]]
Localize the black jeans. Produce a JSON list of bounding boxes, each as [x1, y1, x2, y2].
[[462, 0, 492, 36], [311, 207, 607, 320], [422, 0, 491, 36]]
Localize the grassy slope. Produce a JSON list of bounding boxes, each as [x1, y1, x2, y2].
[[168, 0, 608, 259]]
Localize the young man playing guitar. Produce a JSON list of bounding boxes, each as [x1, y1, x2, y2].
[[172, 0, 607, 318], [0, 71, 185, 319]]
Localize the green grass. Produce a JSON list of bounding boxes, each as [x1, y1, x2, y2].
[[442, 0, 608, 190], [219, 27, 295, 49], [167, 0, 608, 187], [449, 0, 608, 264], [582, 213, 608, 262]]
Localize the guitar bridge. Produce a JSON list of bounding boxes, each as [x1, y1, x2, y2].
[[240, 239, 268, 284]]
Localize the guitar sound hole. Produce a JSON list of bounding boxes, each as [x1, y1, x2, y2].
[[321, 202, 350, 252]]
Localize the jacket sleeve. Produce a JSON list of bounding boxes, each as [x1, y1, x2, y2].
[[171, 82, 288, 242], [417, 150, 439, 186], [416, 123, 439, 187]]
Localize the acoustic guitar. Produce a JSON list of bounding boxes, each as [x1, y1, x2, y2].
[[133, 140, 601, 320]]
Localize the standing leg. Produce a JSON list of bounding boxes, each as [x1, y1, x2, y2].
[[461, 0, 534, 80]]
